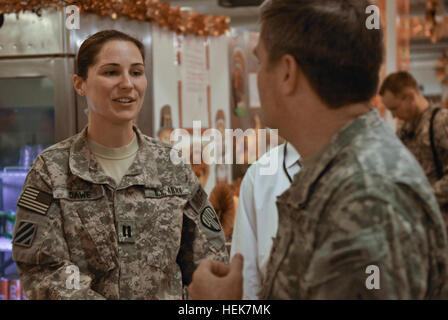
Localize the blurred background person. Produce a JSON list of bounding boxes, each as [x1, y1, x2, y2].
[[380, 71, 448, 230]]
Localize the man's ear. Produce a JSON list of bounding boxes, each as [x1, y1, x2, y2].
[[73, 74, 86, 96], [280, 54, 298, 96], [402, 88, 416, 102]]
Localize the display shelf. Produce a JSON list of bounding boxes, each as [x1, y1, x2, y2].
[[0, 237, 12, 252]]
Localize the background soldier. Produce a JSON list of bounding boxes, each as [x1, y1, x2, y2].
[[380, 71, 448, 230], [188, 0, 448, 299]]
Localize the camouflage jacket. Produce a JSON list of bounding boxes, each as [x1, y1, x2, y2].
[[398, 105, 448, 227], [12, 126, 228, 300], [260, 110, 448, 299]]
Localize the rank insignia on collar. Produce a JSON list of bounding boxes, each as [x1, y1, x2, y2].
[[118, 220, 136, 243], [200, 207, 222, 232], [17, 187, 53, 216], [13, 221, 37, 248]]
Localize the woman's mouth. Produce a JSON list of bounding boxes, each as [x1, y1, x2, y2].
[[113, 97, 136, 104]]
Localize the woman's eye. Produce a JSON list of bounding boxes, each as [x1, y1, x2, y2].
[[132, 70, 144, 77], [104, 70, 118, 76]]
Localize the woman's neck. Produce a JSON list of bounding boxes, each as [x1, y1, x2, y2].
[[87, 119, 135, 148]]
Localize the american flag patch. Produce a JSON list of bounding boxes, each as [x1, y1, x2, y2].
[[17, 187, 53, 215], [13, 221, 37, 248]]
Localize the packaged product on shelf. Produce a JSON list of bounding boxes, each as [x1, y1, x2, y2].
[[0, 278, 8, 300], [8, 278, 21, 300], [5, 210, 16, 239], [0, 210, 6, 238]]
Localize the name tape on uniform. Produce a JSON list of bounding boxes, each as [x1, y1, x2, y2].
[[17, 187, 53, 215], [145, 186, 190, 198]]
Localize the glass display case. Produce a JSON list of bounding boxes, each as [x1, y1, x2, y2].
[[0, 77, 55, 281], [0, 8, 155, 298]]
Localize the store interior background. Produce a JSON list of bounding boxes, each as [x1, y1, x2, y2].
[[1, 0, 448, 298], [165, 0, 448, 102]]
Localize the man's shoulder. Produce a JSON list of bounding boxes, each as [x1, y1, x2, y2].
[[432, 107, 448, 134], [341, 122, 428, 184], [321, 122, 436, 209]]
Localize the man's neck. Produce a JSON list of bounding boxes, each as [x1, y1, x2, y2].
[[286, 102, 372, 161], [410, 95, 430, 124]]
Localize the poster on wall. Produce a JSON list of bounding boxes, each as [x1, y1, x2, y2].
[[214, 109, 229, 183], [176, 34, 211, 130], [232, 48, 248, 117]]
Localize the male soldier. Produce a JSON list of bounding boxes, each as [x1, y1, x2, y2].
[[380, 71, 448, 229], [188, 0, 448, 299]]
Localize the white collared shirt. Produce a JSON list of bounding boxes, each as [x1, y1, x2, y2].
[[230, 143, 301, 300]]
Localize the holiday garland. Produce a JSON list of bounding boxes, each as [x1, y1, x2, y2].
[[0, 0, 230, 36]]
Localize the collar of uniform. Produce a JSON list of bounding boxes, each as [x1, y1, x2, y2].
[[118, 126, 162, 190], [415, 104, 439, 136], [285, 142, 301, 168], [401, 103, 438, 136], [279, 109, 382, 209], [69, 126, 113, 185], [69, 126, 162, 189]]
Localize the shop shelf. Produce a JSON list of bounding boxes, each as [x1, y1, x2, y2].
[[0, 237, 12, 252]]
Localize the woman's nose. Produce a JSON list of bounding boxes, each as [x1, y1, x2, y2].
[[119, 73, 133, 89]]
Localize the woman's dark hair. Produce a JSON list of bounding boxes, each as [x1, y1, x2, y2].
[[76, 30, 145, 79]]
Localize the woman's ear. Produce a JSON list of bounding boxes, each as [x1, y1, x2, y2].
[[73, 74, 86, 96]]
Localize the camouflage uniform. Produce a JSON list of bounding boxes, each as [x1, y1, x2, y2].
[[260, 110, 448, 299], [397, 105, 448, 229], [12, 126, 228, 300]]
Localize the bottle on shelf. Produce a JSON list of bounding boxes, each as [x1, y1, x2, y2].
[[0, 277, 8, 300], [8, 277, 21, 300]]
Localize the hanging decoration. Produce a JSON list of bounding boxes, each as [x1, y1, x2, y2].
[[436, 50, 448, 87], [0, 0, 230, 36], [425, 0, 442, 43]]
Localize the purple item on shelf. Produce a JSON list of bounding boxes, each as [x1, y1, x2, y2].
[[1, 167, 29, 211], [19, 145, 43, 168]]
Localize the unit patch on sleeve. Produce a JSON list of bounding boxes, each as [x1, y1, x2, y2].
[[200, 206, 222, 232], [188, 185, 208, 215], [13, 221, 37, 248], [17, 187, 53, 215]]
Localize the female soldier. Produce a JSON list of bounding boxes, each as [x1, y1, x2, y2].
[[12, 30, 228, 299]]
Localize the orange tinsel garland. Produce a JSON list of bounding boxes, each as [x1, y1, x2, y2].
[[0, 0, 230, 36]]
